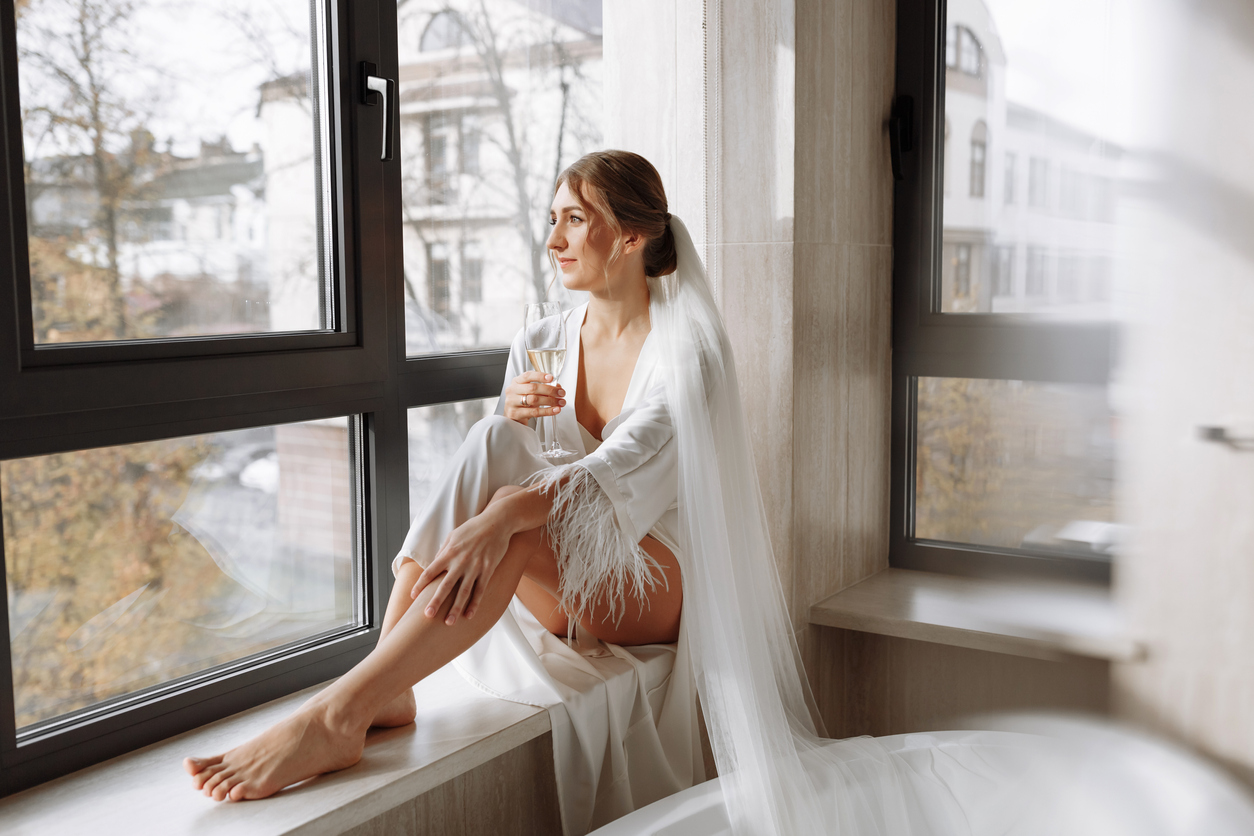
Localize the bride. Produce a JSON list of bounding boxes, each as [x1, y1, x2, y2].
[[184, 150, 1254, 836], [184, 151, 696, 815]]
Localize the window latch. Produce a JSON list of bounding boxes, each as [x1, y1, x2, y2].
[[890, 95, 914, 182], [1199, 425, 1254, 452], [361, 62, 395, 162]]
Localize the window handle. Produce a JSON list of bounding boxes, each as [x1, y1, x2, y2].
[[890, 95, 914, 181], [361, 62, 394, 162], [1199, 425, 1254, 452]]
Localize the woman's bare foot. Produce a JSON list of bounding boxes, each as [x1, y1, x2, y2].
[[184, 702, 366, 801], [370, 687, 417, 728]]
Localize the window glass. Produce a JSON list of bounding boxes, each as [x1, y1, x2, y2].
[[3, 418, 362, 732], [17, 0, 334, 344], [914, 378, 1117, 557], [399, 1, 602, 356], [939, 0, 1123, 317], [407, 398, 498, 521]]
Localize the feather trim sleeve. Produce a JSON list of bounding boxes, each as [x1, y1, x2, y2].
[[526, 463, 666, 627]]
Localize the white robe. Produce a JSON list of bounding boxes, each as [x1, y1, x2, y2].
[[396, 303, 705, 835]]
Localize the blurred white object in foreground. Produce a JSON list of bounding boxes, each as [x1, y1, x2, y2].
[[590, 717, 1254, 836]]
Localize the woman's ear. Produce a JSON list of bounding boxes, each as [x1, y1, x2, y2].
[[620, 230, 645, 254]]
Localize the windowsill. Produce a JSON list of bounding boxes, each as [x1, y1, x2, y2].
[[809, 568, 1144, 662], [0, 664, 550, 835]]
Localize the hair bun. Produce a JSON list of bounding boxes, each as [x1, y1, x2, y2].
[[645, 220, 678, 277]]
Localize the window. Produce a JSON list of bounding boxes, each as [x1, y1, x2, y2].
[[1060, 167, 1085, 217], [893, 0, 1116, 582], [991, 246, 1014, 297], [947, 25, 983, 78], [1057, 253, 1082, 301], [428, 242, 452, 319], [424, 114, 457, 205], [969, 122, 987, 198], [2, 0, 551, 796], [420, 11, 468, 52], [1028, 157, 1050, 208], [953, 244, 972, 296], [1026, 247, 1049, 296], [460, 115, 482, 176], [401, 4, 602, 356], [462, 241, 484, 304]]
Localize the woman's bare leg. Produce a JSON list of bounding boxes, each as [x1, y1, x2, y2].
[[366, 559, 427, 728], [183, 527, 545, 802], [184, 487, 684, 801]]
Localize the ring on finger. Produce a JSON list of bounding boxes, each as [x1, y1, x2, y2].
[[523, 394, 529, 406]]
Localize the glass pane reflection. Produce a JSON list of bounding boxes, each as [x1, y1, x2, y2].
[[18, 0, 333, 344], [398, 2, 602, 356], [407, 398, 498, 521], [939, 0, 1123, 318], [914, 377, 1119, 558], [3, 419, 361, 730]]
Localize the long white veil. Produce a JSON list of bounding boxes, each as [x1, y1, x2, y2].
[[649, 216, 847, 833], [651, 217, 1021, 835]]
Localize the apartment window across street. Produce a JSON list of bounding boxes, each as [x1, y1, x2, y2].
[[991, 246, 1014, 298], [1028, 156, 1050, 209], [953, 243, 972, 297], [894, 0, 1118, 580], [969, 122, 987, 198], [0, 0, 605, 797]]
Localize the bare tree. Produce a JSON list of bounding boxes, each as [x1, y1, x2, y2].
[[19, 0, 164, 339], [407, 1, 600, 307]]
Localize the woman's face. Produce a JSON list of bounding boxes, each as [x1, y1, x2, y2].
[[547, 181, 607, 293]]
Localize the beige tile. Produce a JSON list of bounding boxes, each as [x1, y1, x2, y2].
[[673, 0, 708, 230], [792, 242, 848, 630], [341, 734, 561, 836], [804, 624, 851, 737], [846, 0, 896, 246], [843, 245, 892, 585], [834, 629, 1110, 738], [795, 0, 843, 245], [716, 0, 795, 244], [719, 241, 795, 600], [602, 1, 678, 187]]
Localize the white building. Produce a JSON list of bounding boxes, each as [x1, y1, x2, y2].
[[397, 0, 602, 354], [942, 0, 1123, 318]]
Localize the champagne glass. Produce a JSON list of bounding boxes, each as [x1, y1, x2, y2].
[[524, 301, 574, 459]]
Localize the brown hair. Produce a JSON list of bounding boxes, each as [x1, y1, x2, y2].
[[554, 150, 677, 278]]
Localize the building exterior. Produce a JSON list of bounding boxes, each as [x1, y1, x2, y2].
[[942, 0, 1123, 318], [396, 0, 603, 354]]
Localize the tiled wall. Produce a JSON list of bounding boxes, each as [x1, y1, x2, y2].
[[606, 0, 901, 718]]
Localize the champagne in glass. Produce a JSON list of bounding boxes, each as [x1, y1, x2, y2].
[[526, 348, 567, 378], [524, 302, 574, 459]]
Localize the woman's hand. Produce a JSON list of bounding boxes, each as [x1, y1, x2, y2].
[[412, 507, 514, 625], [503, 371, 565, 424]]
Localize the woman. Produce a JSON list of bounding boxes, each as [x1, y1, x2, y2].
[[183, 152, 698, 822], [184, 150, 1254, 836]]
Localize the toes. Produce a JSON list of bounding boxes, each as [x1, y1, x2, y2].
[[191, 762, 227, 790], [210, 777, 237, 802], [202, 768, 232, 798], [184, 754, 221, 777]]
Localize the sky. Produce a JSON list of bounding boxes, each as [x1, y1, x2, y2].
[[18, 0, 313, 159], [981, 0, 1160, 147]]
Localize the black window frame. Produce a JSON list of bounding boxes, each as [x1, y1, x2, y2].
[[0, 0, 508, 796], [892, 0, 1113, 584]]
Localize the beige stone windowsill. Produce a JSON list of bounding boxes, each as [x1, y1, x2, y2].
[[0, 664, 550, 836], [809, 568, 1145, 662]]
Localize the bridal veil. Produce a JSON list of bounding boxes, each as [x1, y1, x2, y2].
[[653, 216, 1048, 835]]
